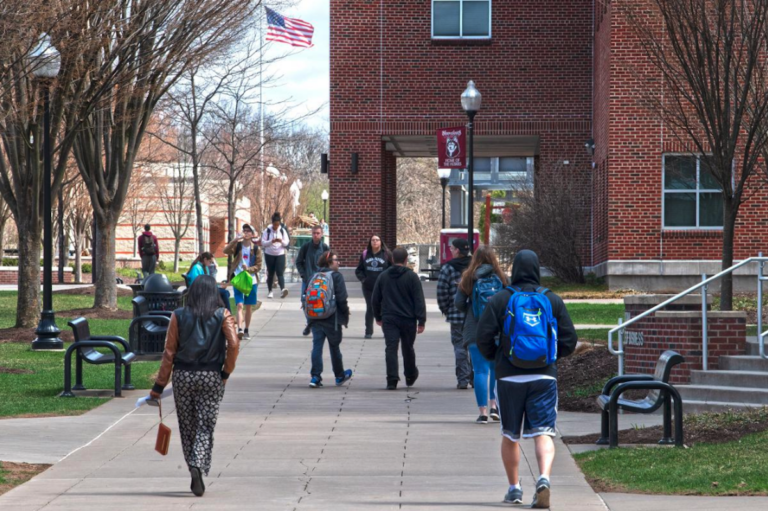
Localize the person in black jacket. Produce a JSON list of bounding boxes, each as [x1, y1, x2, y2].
[[372, 247, 427, 390], [355, 235, 393, 339], [296, 226, 330, 336], [306, 250, 353, 388], [476, 250, 577, 508]]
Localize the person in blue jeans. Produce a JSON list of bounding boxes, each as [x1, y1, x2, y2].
[[305, 250, 352, 388], [454, 246, 508, 424], [186, 252, 231, 313]]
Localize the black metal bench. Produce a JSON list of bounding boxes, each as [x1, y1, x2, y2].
[[61, 318, 136, 398], [129, 296, 172, 355], [596, 350, 685, 448]]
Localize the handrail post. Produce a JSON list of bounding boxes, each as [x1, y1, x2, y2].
[[617, 318, 624, 376], [702, 273, 708, 372], [759, 252, 764, 351]]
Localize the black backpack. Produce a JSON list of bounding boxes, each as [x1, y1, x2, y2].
[[141, 233, 155, 256]]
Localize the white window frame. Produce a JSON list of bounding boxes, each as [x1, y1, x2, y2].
[[431, 0, 492, 39], [662, 153, 723, 230]]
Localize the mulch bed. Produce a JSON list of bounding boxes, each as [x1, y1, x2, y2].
[[563, 407, 768, 446], [53, 286, 133, 297], [0, 367, 33, 375], [0, 462, 51, 497], [558, 344, 617, 413]]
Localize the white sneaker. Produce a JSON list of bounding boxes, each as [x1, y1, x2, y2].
[[268, 291, 274, 299]]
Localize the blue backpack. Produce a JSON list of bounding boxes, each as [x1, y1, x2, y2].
[[472, 274, 504, 319], [503, 286, 558, 369]]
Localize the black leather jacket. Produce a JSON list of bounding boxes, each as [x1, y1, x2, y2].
[[172, 307, 228, 372]]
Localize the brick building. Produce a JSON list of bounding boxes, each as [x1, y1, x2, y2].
[[329, 0, 768, 290]]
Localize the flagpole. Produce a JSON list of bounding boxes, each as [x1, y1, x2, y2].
[[260, 5, 266, 226]]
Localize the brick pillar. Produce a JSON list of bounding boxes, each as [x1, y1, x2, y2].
[[330, 134, 393, 266]]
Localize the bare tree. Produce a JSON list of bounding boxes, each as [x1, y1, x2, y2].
[[70, 0, 259, 310], [158, 160, 196, 272], [119, 166, 157, 257], [396, 158, 443, 245], [0, 194, 11, 259], [628, 1, 768, 309], [64, 174, 93, 283]]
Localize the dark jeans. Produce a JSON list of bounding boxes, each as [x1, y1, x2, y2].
[[310, 321, 345, 380], [141, 255, 156, 278], [265, 253, 286, 292], [382, 316, 418, 383], [218, 288, 231, 313], [362, 286, 374, 336]]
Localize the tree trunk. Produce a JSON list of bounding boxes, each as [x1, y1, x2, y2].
[[58, 189, 66, 283], [74, 235, 82, 283], [93, 216, 118, 310], [719, 197, 738, 311], [0, 218, 6, 261], [174, 238, 181, 272], [193, 157, 205, 254], [16, 219, 42, 327]]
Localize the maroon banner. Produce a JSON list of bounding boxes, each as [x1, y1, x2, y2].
[[436, 126, 467, 169]]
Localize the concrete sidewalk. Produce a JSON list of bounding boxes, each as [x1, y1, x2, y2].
[[0, 287, 606, 510]]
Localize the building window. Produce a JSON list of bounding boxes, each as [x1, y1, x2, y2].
[[432, 0, 491, 38], [663, 154, 723, 229]]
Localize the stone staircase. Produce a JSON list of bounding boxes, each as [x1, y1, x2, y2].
[[677, 337, 768, 413]]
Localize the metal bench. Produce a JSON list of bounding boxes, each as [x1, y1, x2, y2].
[[129, 296, 172, 355], [596, 350, 685, 448], [61, 318, 136, 398]]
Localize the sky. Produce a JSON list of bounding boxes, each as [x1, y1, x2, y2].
[[264, 0, 330, 131]]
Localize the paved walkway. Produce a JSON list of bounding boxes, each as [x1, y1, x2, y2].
[[1, 284, 765, 510]]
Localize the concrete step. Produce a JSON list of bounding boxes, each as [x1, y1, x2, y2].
[[690, 370, 768, 388], [746, 337, 766, 356], [720, 355, 768, 371], [682, 400, 767, 414], [677, 384, 768, 405]]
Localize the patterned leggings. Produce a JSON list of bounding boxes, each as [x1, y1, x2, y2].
[[172, 369, 225, 476]]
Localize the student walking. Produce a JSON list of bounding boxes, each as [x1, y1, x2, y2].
[[476, 250, 577, 507], [296, 225, 329, 336], [304, 250, 353, 388], [138, 224, 159, 279], [454, 246, 507, 423], [262, 213, 290, 299], [436, 238, 472, 389], [372, 247, 426, 390], [224, 224, 262, 339], [187, 252, 231, 313], [150, 275, 240, 497], [355, 235, 392, 339]]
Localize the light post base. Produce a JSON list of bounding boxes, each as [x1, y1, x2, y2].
[[32, 310, 63, 350]]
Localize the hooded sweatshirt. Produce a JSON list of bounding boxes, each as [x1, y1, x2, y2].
[[371, 265, 427, 326], [307, 267, 349, 329], [455, 263, 498, 348], [476, 250, 578, 379], [138, 231, 159, 257], [355, 249, 392, 291]]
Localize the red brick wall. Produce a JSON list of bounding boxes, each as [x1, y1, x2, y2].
[[623, 312, 747, 384], [596, 1, 768, 264], [330, 0, 593, 265], [0, 269, 92, 285]]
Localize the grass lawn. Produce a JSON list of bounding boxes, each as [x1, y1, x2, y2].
[[575, 430, 768, 495], [567, 303, 625, 325], [0, 342, 159, 418], [0, 292, 132, 330]]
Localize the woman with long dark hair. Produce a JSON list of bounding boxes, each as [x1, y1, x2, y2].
[[454, 246, 508, 423], [150, 275, 240, 497], [186, 252, 231, 313], [355, 235, 392, 338]]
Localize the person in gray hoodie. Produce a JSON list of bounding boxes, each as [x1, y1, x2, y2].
[[372, 247, 427, 390], [454, 246, 508, 424]]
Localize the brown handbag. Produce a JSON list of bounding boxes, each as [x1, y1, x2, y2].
[[155, 399, 171, 456]]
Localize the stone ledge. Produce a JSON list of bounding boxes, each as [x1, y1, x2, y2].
[[655, 310, 747, 319], [625, 294, 712, 306]]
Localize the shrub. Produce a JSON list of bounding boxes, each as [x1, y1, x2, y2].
[[81, 263, 92, 274]]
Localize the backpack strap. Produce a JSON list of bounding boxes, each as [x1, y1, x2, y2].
[[507, 286, 521, 294], [535, 286, 550, 295]]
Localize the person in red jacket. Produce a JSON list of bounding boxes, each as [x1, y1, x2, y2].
[[138, 224, 160, 279]]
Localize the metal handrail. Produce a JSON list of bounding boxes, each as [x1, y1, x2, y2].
[[608, 254, 768, 375]]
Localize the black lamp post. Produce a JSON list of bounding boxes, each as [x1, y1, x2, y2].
[[321, 189, 329, 224], [437, 168, 451, 229], [461, 81, 482, 254], [31, 34, 63, 350]]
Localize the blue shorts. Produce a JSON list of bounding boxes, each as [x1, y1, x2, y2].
[[497, 378, 558, 442], [234, 283, 258, 305]]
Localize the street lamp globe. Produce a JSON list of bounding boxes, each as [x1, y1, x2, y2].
[[461, 80, 482, 113], [437, 168, 452, 180], [321, 189, 329, 201], [30, 34, 61, 79]]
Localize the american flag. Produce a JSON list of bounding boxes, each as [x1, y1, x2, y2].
[[265, 6, 314, 49]]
